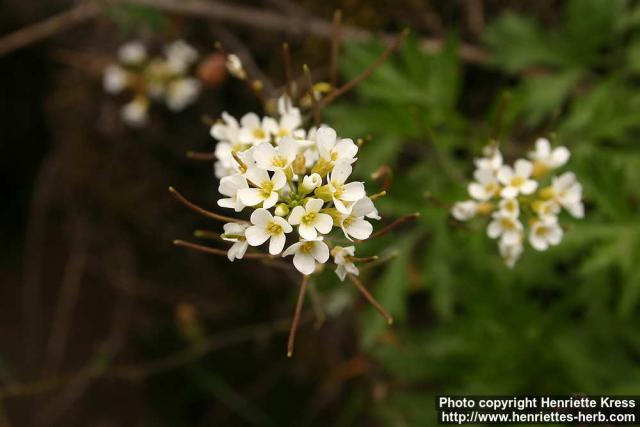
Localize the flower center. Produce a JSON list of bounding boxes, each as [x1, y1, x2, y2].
[[276, 128, 289, 137], [301, 211, 317, 225], [300, 241, 315, 254], [267, 221, 283, 235], [535, 226, 549, 237], [343, 215, 354, 227], [485, 182, 498, 194], [500, 218, 515, 231], [504, 200, 517, 213], [253, 128, 266, 140], [260, 181, 274, 197], [332, 181, 344, 198], [272, 155, 287, 168], [330, 151, 338, 161], [510, 176, 525, 187]]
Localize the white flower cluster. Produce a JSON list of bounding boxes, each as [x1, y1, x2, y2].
[[211, 97, 381, 278], [451, 138, 584, 267], [103, 40, 201, 126]]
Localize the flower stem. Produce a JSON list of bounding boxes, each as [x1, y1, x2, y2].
[[173, 240, 269, 259], [287, 275, 309, 357], [365, 213, 420, 241], [347, 274, 393, 325], [168, 187, 249, 224]]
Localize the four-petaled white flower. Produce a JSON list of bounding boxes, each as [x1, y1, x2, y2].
[[253, 138, 297, 171], [550, 172, 584, 218], [529, 138, 570, 173], [238, 168, 286, 209], [217, 174, 248, 212], [497, 159, 538, 198], [238, 113, 273, 145], [245, 208, 292, 255], [529, 218, 563, 251], [498, 197, 519, 218], [222, 223, 249, 261], [339, 197, 375, 241], [468, 168, 500, 201], [287, 198, 333, 240], [332, 246, 358, 281], [451, 200, 478, 221], [282, 238, 330, 275], [499, 238, 523, 269], [166, 78, 201, 111], [316, 126, 358, 164], [328, 160, 365, 213], [487, 212, 523, 245]]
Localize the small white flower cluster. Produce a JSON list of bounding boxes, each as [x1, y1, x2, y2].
[[451, 138, 584, 267], [212, 97, 381, 278], [103, 40, 201, 126]]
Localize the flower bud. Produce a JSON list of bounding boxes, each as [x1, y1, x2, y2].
[[293, 153, 306, 175], [275, 203, 290, 217], [314, 184, 333, 201], [299, 173, 322, 194]]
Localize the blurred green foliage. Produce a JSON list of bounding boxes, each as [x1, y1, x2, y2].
[[325, 0, 640, 424]]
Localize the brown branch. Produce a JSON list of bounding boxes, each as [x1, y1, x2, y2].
[[366, 213, 420, 241], [347, 274, 393, 325], [186, 151, 216, 161], [330, 10, 342, 89], [130, 0, 489, 63], [0, 2, 105, 57], [287, 275, 309, 357], [168, 186, 248, 223], [371, 165, 393, 192], [174, 240, 271, 260], [303, 64, 321, 126], [318, 28, 409, 109]]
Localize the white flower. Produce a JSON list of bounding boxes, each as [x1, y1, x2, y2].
[[211, 112, 241, 145], [166, 78, 200, 111], [529, 217, 563, 251], [327, 160, 365, 213], [118, 41, 147, 65], [528, 138, 570, 172], [499, 238, 523, 268], [245, 208, 292, 255], [550, 172, 584, 218], [222, 223, 249, 261], [226, 54, 246, 79], [332, 246, 358, 281], [316, 126, 358, 164], [287, 198, 333, 240], [498, 198, 519, 218], [300, 173, 322, 194], [164, 40, 198, 74], [487, 212, 523, 245], [238, 113, 273, 145], [451, 200, 477, 221], [277, 95, 300, 118], [474, 146, 503, 171], [238, 168, 286, 209], [339, 197, 375, 240], [497, 159, 538, 198], [103, 65, 128, 94], [252, 138, 297, 171], [121, 96, 149, 127], [282, 238, 330, 275], [468, 168, 500, 201], [532, 199, 560, 220], [217, 174, 248, 212]]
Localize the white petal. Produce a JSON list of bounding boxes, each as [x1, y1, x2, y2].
[[288, 206, 305, 225], [240, 112, 260, 129], [305, 198, 324, 213], [514, 159, 533, 178], [496, 166, 513, 185], [552, 146, 570, 167], [269, 233, 286, 255], [487, 220, 502, 239], [468, 183, 489, 200], [299, 223, 317, 240], [311, 241, 329, 263], [262, 191, 279, 209], [520, 180, 538, 195], [350, 197, 375, 217], [316, 126, 337, 155], [250, 208, 273, 226], [345, 218, 373, 240], [314, 213, 333, 234], [244, 167, 270, 186], [282, 242, 302, 257], [245, 226, 270, 246], [293, 252, 316, 275], [238, 188, 265, 206], [340, 182, 365, 202], [330, 160, 352, 184], [500, 186, 518, 199], [271, 170, 287, 190], [529, 233, 548, 251], [334, 139, 358, 160]]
